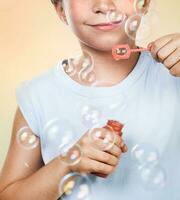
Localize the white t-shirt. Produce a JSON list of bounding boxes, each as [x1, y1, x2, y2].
[[16, 52, 180, 200]]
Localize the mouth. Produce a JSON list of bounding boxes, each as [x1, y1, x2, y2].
[[87, 20, 122, 31]]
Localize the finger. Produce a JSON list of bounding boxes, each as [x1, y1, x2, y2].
[[169, 61, 180, 77], [89, 159, 114, 175], [112, 132, 124, 149], [105, 143, 122, 157], [150, 34, 173, 61], [85, 146, 119, 166], [89, 127, 123, 150], [164, 48, 180, 69], [108, 133, 127, 153], [156, 40, 177, 63], [121, 143, 128, 153]]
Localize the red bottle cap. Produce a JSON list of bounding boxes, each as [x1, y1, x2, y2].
[[107, 120, 124, 131]]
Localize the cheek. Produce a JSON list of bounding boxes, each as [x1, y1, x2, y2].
[[117, 0, 136, 16], [67, 0, 89, 23]]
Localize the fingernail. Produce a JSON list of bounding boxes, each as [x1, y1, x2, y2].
[[120, 142, 124, 148], [147, 42, 153, 50]]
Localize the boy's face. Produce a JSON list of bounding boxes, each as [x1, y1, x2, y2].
[[56, 0, 143, 51]]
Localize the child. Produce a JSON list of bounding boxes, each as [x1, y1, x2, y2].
[[0, 0, 180, 199]]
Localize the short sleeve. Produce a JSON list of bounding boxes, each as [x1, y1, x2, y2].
[[16, 82, 40, 137]]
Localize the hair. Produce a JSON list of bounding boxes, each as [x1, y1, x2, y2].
[[51, 0, 59, 5]]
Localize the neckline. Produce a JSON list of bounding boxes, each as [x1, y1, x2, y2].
[[54, 51, 150, 98]]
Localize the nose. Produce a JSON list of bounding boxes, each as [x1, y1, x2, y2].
[[92, 0, 116, 15]]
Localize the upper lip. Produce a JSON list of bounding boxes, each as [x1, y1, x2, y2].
[[88, 20, 121, 26]]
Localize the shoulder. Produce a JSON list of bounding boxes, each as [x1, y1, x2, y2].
[[16, 61, 61, 96], [15, 62, 61, 136]]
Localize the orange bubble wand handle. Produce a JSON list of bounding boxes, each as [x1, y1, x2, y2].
[[130, 47, 150, 53]]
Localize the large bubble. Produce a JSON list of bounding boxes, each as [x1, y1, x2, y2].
[[138, 162, 167, 190], [125, 14, 142, 40], [59, 173, 91, 200], [88, 125, 115, 151], [58, 143, 83, 166]]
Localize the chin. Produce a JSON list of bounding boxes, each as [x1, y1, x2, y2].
[[81, 36, 127, 52]]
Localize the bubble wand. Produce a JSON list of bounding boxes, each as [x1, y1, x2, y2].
[[112, 44, 150, 60]]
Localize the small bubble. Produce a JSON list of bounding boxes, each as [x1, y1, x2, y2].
[[106, 10, 126, 25], [16, 127, 39, 150]]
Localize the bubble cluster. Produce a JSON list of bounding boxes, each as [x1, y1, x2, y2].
[[63, 51, 96, 86], [16, 126, 39, 150], [131, 143, 167, 190], [59, 173, 91, 200], [131, 143, 159, 165], [44, 119, 82, 165], [79, 104, 102, 128], [88, 125, 115, 151], [138, 162, 167, 190]]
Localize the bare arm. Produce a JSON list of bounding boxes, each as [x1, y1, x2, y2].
[[0, 108, 70, 200]]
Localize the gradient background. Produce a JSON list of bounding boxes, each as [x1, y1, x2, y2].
[[0, 0, 180, 168]]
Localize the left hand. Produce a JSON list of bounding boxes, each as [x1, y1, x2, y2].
[[148, 33, 180, 77]]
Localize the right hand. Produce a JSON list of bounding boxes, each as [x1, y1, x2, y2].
[[61, 127, 127, 176]]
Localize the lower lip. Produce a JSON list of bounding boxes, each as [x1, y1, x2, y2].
[[91, 23, 120, 31]]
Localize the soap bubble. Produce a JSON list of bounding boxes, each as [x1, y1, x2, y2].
[[58, 143, 83, 166], [131, 143, 159, 165], [134, 0, 151, 15], [78, 104, 102, 128], [125, 14, 142, 40], [88, 125, 115, 151], [78, 51, 96, 85], [44, 118, 81, 165], [59, 173, 91, 200], [138, 162, 167, 190], [16, 126, 39, 150], [63, 59, 77, 77], [63, 51, 96, 85], [106, 10, 127, 25]]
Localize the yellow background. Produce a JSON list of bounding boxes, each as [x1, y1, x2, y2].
[[0, 0, 180, 168]]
